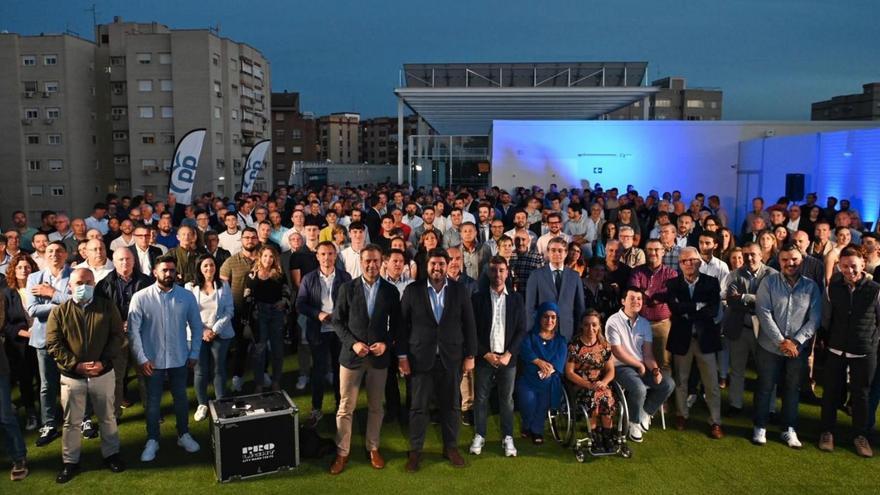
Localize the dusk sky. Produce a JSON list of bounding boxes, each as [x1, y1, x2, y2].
[[3, 0, 878, 120]]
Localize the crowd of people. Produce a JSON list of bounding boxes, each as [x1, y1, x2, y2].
[[1, 182, 878, 482]]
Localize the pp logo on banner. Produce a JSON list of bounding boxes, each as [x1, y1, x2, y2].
[[243, 160, 262, 191], [242, 443, 275, 463], [170, 152, 197, 194]]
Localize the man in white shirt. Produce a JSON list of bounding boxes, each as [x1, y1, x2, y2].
[[30, 232, 50, 271], [109, 220, 136, 253], [76, 239, 115, 283], [340, 222, 367, 278], [48, 214, 74, 242], [217, 212, 243, 255], [84, 203, 109, 236], [606, 287, 674, 443], [536, 213, 572, 259]]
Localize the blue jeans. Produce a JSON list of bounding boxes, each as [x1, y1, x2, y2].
[[309, 331, 341, 412], [251, 303, 285, 386], [474, 360, 516, 437], [195, 337, 231, 406], [144, 366, 189, 441], [754, 345, 806, 430], [0, 374, 27, 462], [36, 347, 60, 427], [867, 357, 880, 432], [614, 365, 675, 422]]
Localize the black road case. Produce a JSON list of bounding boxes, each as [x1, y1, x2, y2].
[[210, 391, 300, 482]]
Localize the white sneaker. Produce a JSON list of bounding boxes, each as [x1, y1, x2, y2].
[[469, 434, 485, 455], [781, 428, 802, 449], [502, 436, 517, 457], [177, 433, 201, 453], [628, 422, 644, 443], [231, 375, 243, 392], [263, 372, 272, 387], [752, 427, 767, 446], [295, 375, 309, 390], [639, 412, 652, 432], [141, 439, 160, 462], [194, 405, 209, 422]]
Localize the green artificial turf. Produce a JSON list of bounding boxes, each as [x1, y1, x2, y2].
[[4, 356, 880, 494]]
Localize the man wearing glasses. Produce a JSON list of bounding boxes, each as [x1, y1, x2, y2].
[[535, 213, 572, 260]]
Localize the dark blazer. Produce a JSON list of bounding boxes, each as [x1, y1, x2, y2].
[[666, 273, 722, 355], [471, 289, 526, 367], [333, 277, 401, 369], [399, 278, 478, 373], [128, 245, 163, 278], [296, 267, 352, 345], [2, 287, 30, 342], [95, 270, 153, 320], [364, 207, 383, 243], [209, 247, 232, 271], [525, 265, 585, 341]]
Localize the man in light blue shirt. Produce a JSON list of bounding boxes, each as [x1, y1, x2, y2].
[[128, 255, 207, 462], [24, 241, 71, 447], [752, 245, 821, 449]]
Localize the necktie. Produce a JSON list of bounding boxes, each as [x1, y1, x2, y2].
[[554, 269, 563, 294]]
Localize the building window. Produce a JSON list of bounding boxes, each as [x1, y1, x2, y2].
[[43, 54, 58, 66], [27, 160, 40, 171], [46, 107, 60, 119], [113, 155, 129, 165], [231, 109, 239, 120], [50, 186, 65, 196], [48, 134, 62, 145], [274, 129, 285, 137], [291, 146, 302, 154], [112, 131, 127, 141], [275, 113, 284, 122], [162, 159, 172, 171], [161, 106, 173, 118], [654, 98, 671, 108], [24, 108, 39, 119], [111, 82, 125, 95], [110, 56, 125, 66], [22, 55, 36, 66], [26, 135, 40, 144], [142, 133, 156, 144], [44, 81, 59, 93], [291, 129, 303, 139], [141, 159, 157, 169], [232, 134, 240, 144], [111, 106, 127, 117], [212, 54, 220, 66], [48, 159, 63, 171], [139, 106, 154, 118], [137, 79, 153, 92], [160, 79, 172, 91], [276, 146, 285, 154], [686, 99, 705, 109], [709, 101, 718, 109], [215, 132, 223, 144], [159, 53, 171, 64], [136, 53, 152, 64], [214, 106, 221, 119], [29, 186, 42, 196], [162, 133, 175, 144]]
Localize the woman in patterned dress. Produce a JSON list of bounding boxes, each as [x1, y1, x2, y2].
[[565, 310, 616, 448]]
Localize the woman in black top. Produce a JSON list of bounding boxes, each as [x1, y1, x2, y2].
[[245, 245, 289, 392]]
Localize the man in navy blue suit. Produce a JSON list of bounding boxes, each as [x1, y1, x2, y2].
[[525, 237, 585, 341]]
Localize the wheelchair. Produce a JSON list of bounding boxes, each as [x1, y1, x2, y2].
[[547, 381, 633, 462]]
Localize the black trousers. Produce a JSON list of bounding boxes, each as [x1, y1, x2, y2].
[[5, 338, 38, 413], [409, 359, 462, 451], [384, 358, 411, 420], [231, 312, 250, 378], [820, 350, 877, 436]]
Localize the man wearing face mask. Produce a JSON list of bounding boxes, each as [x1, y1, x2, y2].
[[46, 268, 125, 483]]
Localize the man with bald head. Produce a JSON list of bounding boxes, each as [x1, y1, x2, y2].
[[76, 239, 114, 283], [47, 268, 125, 482]]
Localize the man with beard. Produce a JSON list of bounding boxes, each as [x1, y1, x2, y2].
[[154, 214, 178, 251], [128, 256, 207, 462], [168, 225, 204, 286], [109, 220, 136, 254]]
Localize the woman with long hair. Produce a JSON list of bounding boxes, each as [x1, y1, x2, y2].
[[823, 226, 854, 286], [565, 243, 587, 277], [515, 301, 568, 444], [188, 254, 235, 421], [726, 247, 745, 271], [3, 254, 39, 431], [758, 230, 777, 264], [413, 230, 441, 281], [594, 221, 617, 259], [566, 310, 617, 450], [246, 245, 289, 392], [719, 227, 736, 262], [773, 225, 790, 252]]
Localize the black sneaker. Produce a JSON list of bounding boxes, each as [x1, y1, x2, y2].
[[82, 419, 99, 439], [36, 425, 61, 447], [55, 463, 79, 484], [461, 410, 474, 426], [104, 453, 126, 473]]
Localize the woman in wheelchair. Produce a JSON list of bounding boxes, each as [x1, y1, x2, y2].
[[565, 310, 617, 451], [516, 302, 568, 445]]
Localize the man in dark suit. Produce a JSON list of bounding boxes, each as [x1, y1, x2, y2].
[[525, 237, 585, 341], [468, 256, 526, 457], [129, 226, 162, 280], [666, 247, 723, 439], [364, 196, 384, 243], [398, 248, 477, 472], [295, 241, 352, 424], [329, 244, 401, 474]]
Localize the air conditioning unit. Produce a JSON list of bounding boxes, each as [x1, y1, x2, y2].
[[41, 92, 51, 98], [216, 91, 223, 97], [24, 91, 35, 98], [44, 118, 54, 125]]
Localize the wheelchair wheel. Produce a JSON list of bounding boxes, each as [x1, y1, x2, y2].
[[548, 386, 573, 446], [575, 448, 587, 463], [612, 381, 630, 439]]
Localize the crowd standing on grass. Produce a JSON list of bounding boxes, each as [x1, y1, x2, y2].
[[1, 181, 879, 482]]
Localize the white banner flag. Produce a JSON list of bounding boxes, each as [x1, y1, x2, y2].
[[168, 129, 206, 205], [287, 160, 299, 186], [241, 139, 271, 193]]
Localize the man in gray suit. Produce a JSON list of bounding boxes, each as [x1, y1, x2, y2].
[[524, 237, 585, 341]]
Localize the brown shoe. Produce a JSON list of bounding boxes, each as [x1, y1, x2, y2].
[[368, 449, 385, 469], [328, 455, 348, 475], [709, 424, 724, 440], [10, 459, 28, 481], [719, 378, 727, 389], [818, 432, 834, 452], [854, 435, 873, 458], [405, 451, 421, 473], [443, 447, 466, 468], [675, 415, 686, 431]]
